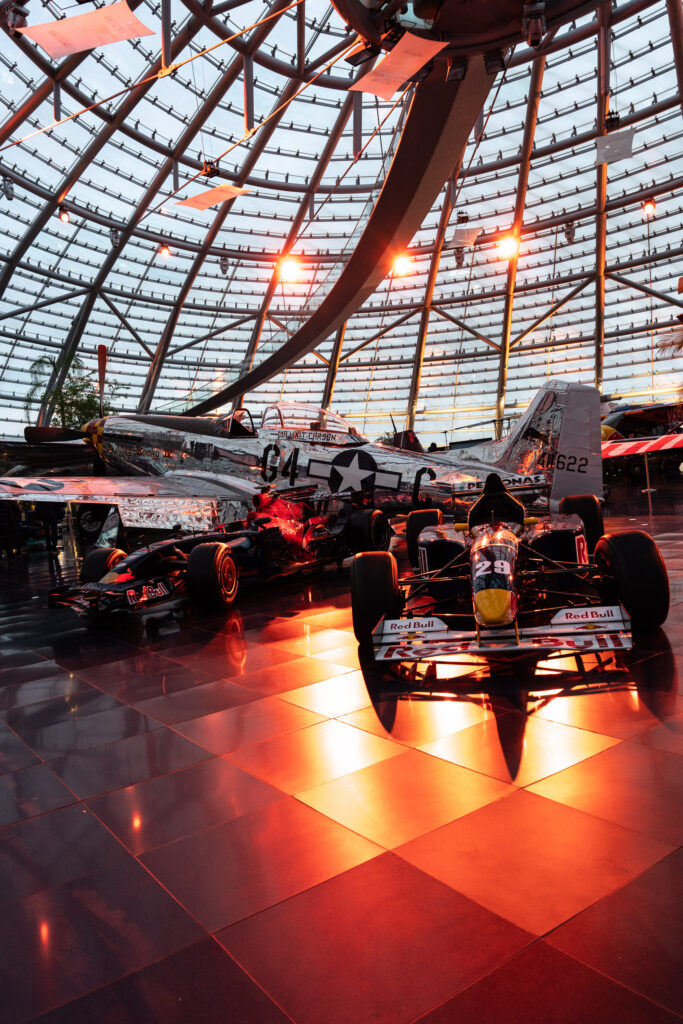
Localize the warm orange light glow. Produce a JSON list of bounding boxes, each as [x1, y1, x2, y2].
[[392, 255, 412, 277], [158, 243, 172, 259], [642, 198, 656, 217], [496, 234, 520, 259], [132, 814, 142, 831], [278, 256, 300, 283], [58, 206, 70, 224], [40, 921, 50, 946]]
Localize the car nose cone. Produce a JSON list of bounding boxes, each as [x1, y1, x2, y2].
[[474, 587, 515, 626]]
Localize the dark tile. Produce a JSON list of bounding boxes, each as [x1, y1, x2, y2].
[[0, 671, 91, 713], [397, 790, 672, 935], [414, 940, 681, 1024], [16, 704, 162, 760], [0, 858, 204, 1022], [49, 727, 211, 798], [75, 652, 180, 686], [0, 763, 75, 828], [0, 720, 37, 774], [88, 756, 284, 853], [528, 741, 683, 845], [134, 677, 259, 725], [548, 849, 683, 1016], [141, 797, 381, 931], [218, 853, 532, 1024], [28, 938, 291, 1024], [0, 804, 129, 905], [94, 662, 223, 703], [6, 689, 122, 735]]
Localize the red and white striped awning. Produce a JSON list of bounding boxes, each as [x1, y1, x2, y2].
[[602, 434, 683, 458]]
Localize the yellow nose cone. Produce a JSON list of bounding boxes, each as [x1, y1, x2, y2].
[[474, 588, 514, 626]]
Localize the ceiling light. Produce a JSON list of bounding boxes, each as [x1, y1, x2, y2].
[[496, 234, 520, 259], [1, 177, 14, 201], [642, 197, 656, 218], [109, 228, 120, 248], [392, 255, 412, 277], [278, 256, 300, 283], [219, 255, 230, 275], [158, 243, 172, 259], [563, 221, 575, 244], [58, 205, 70, 224]]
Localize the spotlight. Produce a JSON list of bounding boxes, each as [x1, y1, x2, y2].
[[219, 255, 230, 275], [642, 197, 656, 218], [0, 177, 14, 201], [563, 221, 575, 244], [455, 247, 465, 269], [158, 242, 172, 259], [392, 255, 412, 277], [496, 234, 520, 260], [109, 228, 121, 248], [58, 205, 70, 224], [522, 2, 546, 47], [278, 256, 300, 283]]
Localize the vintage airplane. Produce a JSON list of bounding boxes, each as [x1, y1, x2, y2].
[[0, 379, 603, 530]]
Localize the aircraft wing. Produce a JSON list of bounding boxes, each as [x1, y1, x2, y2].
[[0, 470, 262, 502], [601, 434, 683, 459]]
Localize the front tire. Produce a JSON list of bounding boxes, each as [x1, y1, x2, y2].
[[559, 494, 604, 554], [348, 509, 391, 552], [406, 508, 443, 568], [351, 551, 400, 648], [80, 546, 126, 583], [594, 530, 669, 630], [186, 543, 239, 611]]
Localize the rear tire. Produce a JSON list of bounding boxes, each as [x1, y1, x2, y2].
[[406, 508, 442, 567], [559, 494, 604, 554], [594, 530, 669, 629], [351, 551, 400, 648], [80, 547, 126, 583], [348, 509, 390, 552], [186, 543, 239, 611]]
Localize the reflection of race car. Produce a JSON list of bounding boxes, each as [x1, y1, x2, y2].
[[351, 473, 669, 671], [50, 488, 390, 619]]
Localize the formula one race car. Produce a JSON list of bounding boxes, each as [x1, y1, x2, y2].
[[50, 487, 390, 619], [351, 473, 669, 670]]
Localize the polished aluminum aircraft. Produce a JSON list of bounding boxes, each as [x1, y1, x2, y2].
[[0, 380, 603, 517]]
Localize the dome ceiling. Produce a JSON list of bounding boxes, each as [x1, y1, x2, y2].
[[0, 0, 681, 443]]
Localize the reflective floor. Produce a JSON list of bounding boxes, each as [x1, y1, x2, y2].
[[0, 502, 681, 1023]]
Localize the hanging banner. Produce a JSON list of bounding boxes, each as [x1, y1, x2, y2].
[[17, 0, 154, 60]]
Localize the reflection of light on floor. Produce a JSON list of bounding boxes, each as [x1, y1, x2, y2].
[[629, 687, 641, 709]]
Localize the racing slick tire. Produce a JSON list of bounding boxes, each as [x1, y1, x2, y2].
[[406, 508, 443, 568], [348, 509, 391, 553], [594, 530, 669, 630], [80, 546, 127, 583], [351, 551, 400, 649], [186, 543, 239, 611], [559, 494, 604, 554]]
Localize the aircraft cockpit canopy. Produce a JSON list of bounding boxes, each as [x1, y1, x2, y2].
[[261, 403, 367, 440]]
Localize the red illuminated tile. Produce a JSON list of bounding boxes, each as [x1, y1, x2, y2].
[[226, 718, 402, 794], [299, 748, 512, 848]]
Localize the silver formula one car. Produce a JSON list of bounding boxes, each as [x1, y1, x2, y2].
[[351, 473, 669, 670]]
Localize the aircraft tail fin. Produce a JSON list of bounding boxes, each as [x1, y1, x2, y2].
[[491, 380, 603, 503]]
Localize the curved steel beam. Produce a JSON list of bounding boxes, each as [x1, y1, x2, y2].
[[187, 55, 497, 414]]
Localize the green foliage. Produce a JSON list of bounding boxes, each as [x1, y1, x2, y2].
[[24, 355, 123, 428], [376, 432, 397, 446]]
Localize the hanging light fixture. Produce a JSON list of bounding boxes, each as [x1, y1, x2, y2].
[[392, 254, 412, 277], [109, 228, 121, 248], [219, 255, 230, 275], [158, 242, 172, 259], [642, 197, 656, 218], [1, 177, 14, 200], [278, 256, 300, 283], [58, 205, 70, 224], [496, 234, 520, 259]]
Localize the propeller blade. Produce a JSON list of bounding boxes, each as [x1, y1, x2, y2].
[[97, 344, 107, 418], [24, 426, 84, 443]]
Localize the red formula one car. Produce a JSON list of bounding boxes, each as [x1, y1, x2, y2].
[[351, 474, 669, 674], [50, 487, 390, 620]]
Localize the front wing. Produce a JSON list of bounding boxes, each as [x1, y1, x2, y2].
[[372, 606, 632, 660]]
